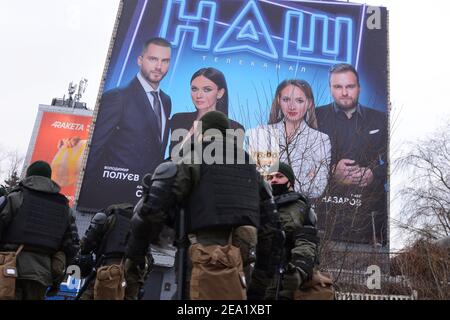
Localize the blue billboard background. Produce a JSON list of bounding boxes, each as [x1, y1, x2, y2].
[[104, 0, 387, 132], [78, 0, 389, 246]]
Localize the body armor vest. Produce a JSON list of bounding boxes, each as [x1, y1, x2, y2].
[[274, 192, 306, 255], [187, 142, 260, 232], [274, 192, 308, 207], [99, 207, 132, 259], [274, 191, 315, 225], [2, 187, 70, 254]]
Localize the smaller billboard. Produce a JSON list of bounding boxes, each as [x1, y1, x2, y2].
[[24, 105, 93, 206]]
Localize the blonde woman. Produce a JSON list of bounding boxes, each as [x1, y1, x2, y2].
[[247, 79, 331, 199]]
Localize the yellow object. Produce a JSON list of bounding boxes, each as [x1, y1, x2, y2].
[[51, 139, 86, 187]]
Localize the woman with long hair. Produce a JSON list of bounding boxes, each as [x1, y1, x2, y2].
[[169, 67, 243, 155], [247, 79, 331, 198]]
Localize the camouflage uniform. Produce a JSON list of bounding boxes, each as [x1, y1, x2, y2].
[[0, 176, 80, 300], [249, 192, 318, 300]]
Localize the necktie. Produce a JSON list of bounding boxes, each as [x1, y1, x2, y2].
[[150, 91, 162, 136]]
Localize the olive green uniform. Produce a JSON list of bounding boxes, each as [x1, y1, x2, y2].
[[249, 194, 318, 300]]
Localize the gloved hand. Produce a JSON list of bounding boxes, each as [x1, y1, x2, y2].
[[292, 259, 312, 284], [284, 263, 303, 291]]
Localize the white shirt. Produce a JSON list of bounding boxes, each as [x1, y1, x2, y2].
[[246, 121, 331, 199], [137, 72, 166, 140]]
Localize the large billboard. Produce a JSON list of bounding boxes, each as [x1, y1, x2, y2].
[[24, 105, 93, 207], [77, 0, 389, 246]]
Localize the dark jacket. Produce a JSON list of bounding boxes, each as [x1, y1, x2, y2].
[[315, 104, 388, 244], [78, 77, 172, 212], [315, 104, 387, 186], [80, 203, 134, 265], [0, 176, 79, 286]]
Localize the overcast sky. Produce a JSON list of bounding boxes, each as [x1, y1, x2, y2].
[[0, 0, 449, 250]]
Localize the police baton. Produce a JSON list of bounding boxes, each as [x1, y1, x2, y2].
[[274, 230, 286, 300]]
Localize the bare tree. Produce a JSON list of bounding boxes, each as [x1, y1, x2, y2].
[[0, 149, 25, 192], [385, 121, 450, 299], [395, 121, 450, 242], [391, 239, 449, 300]]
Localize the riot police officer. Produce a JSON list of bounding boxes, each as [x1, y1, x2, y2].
[[0, 160, 79, 300], [77, 203, 149, 300], [126, 111, 265, 300]]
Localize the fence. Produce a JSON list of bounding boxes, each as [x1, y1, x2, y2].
[[335, 291, 418, 300], [320, 249, 415, 297]]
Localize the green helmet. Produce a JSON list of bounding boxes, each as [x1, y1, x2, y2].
[[269, 161, 295, 186]]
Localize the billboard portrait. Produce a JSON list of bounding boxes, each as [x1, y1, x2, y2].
[[77, 0, 389, 247], [24, 106, 93, 207]]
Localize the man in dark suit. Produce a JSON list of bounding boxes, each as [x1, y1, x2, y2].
[[315, 63, 388, 246], [78, 38, 172, 212]]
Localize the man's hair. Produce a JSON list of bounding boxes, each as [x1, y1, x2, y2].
[[329, 63, 360, 86], [142, 37, 172, 54]]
